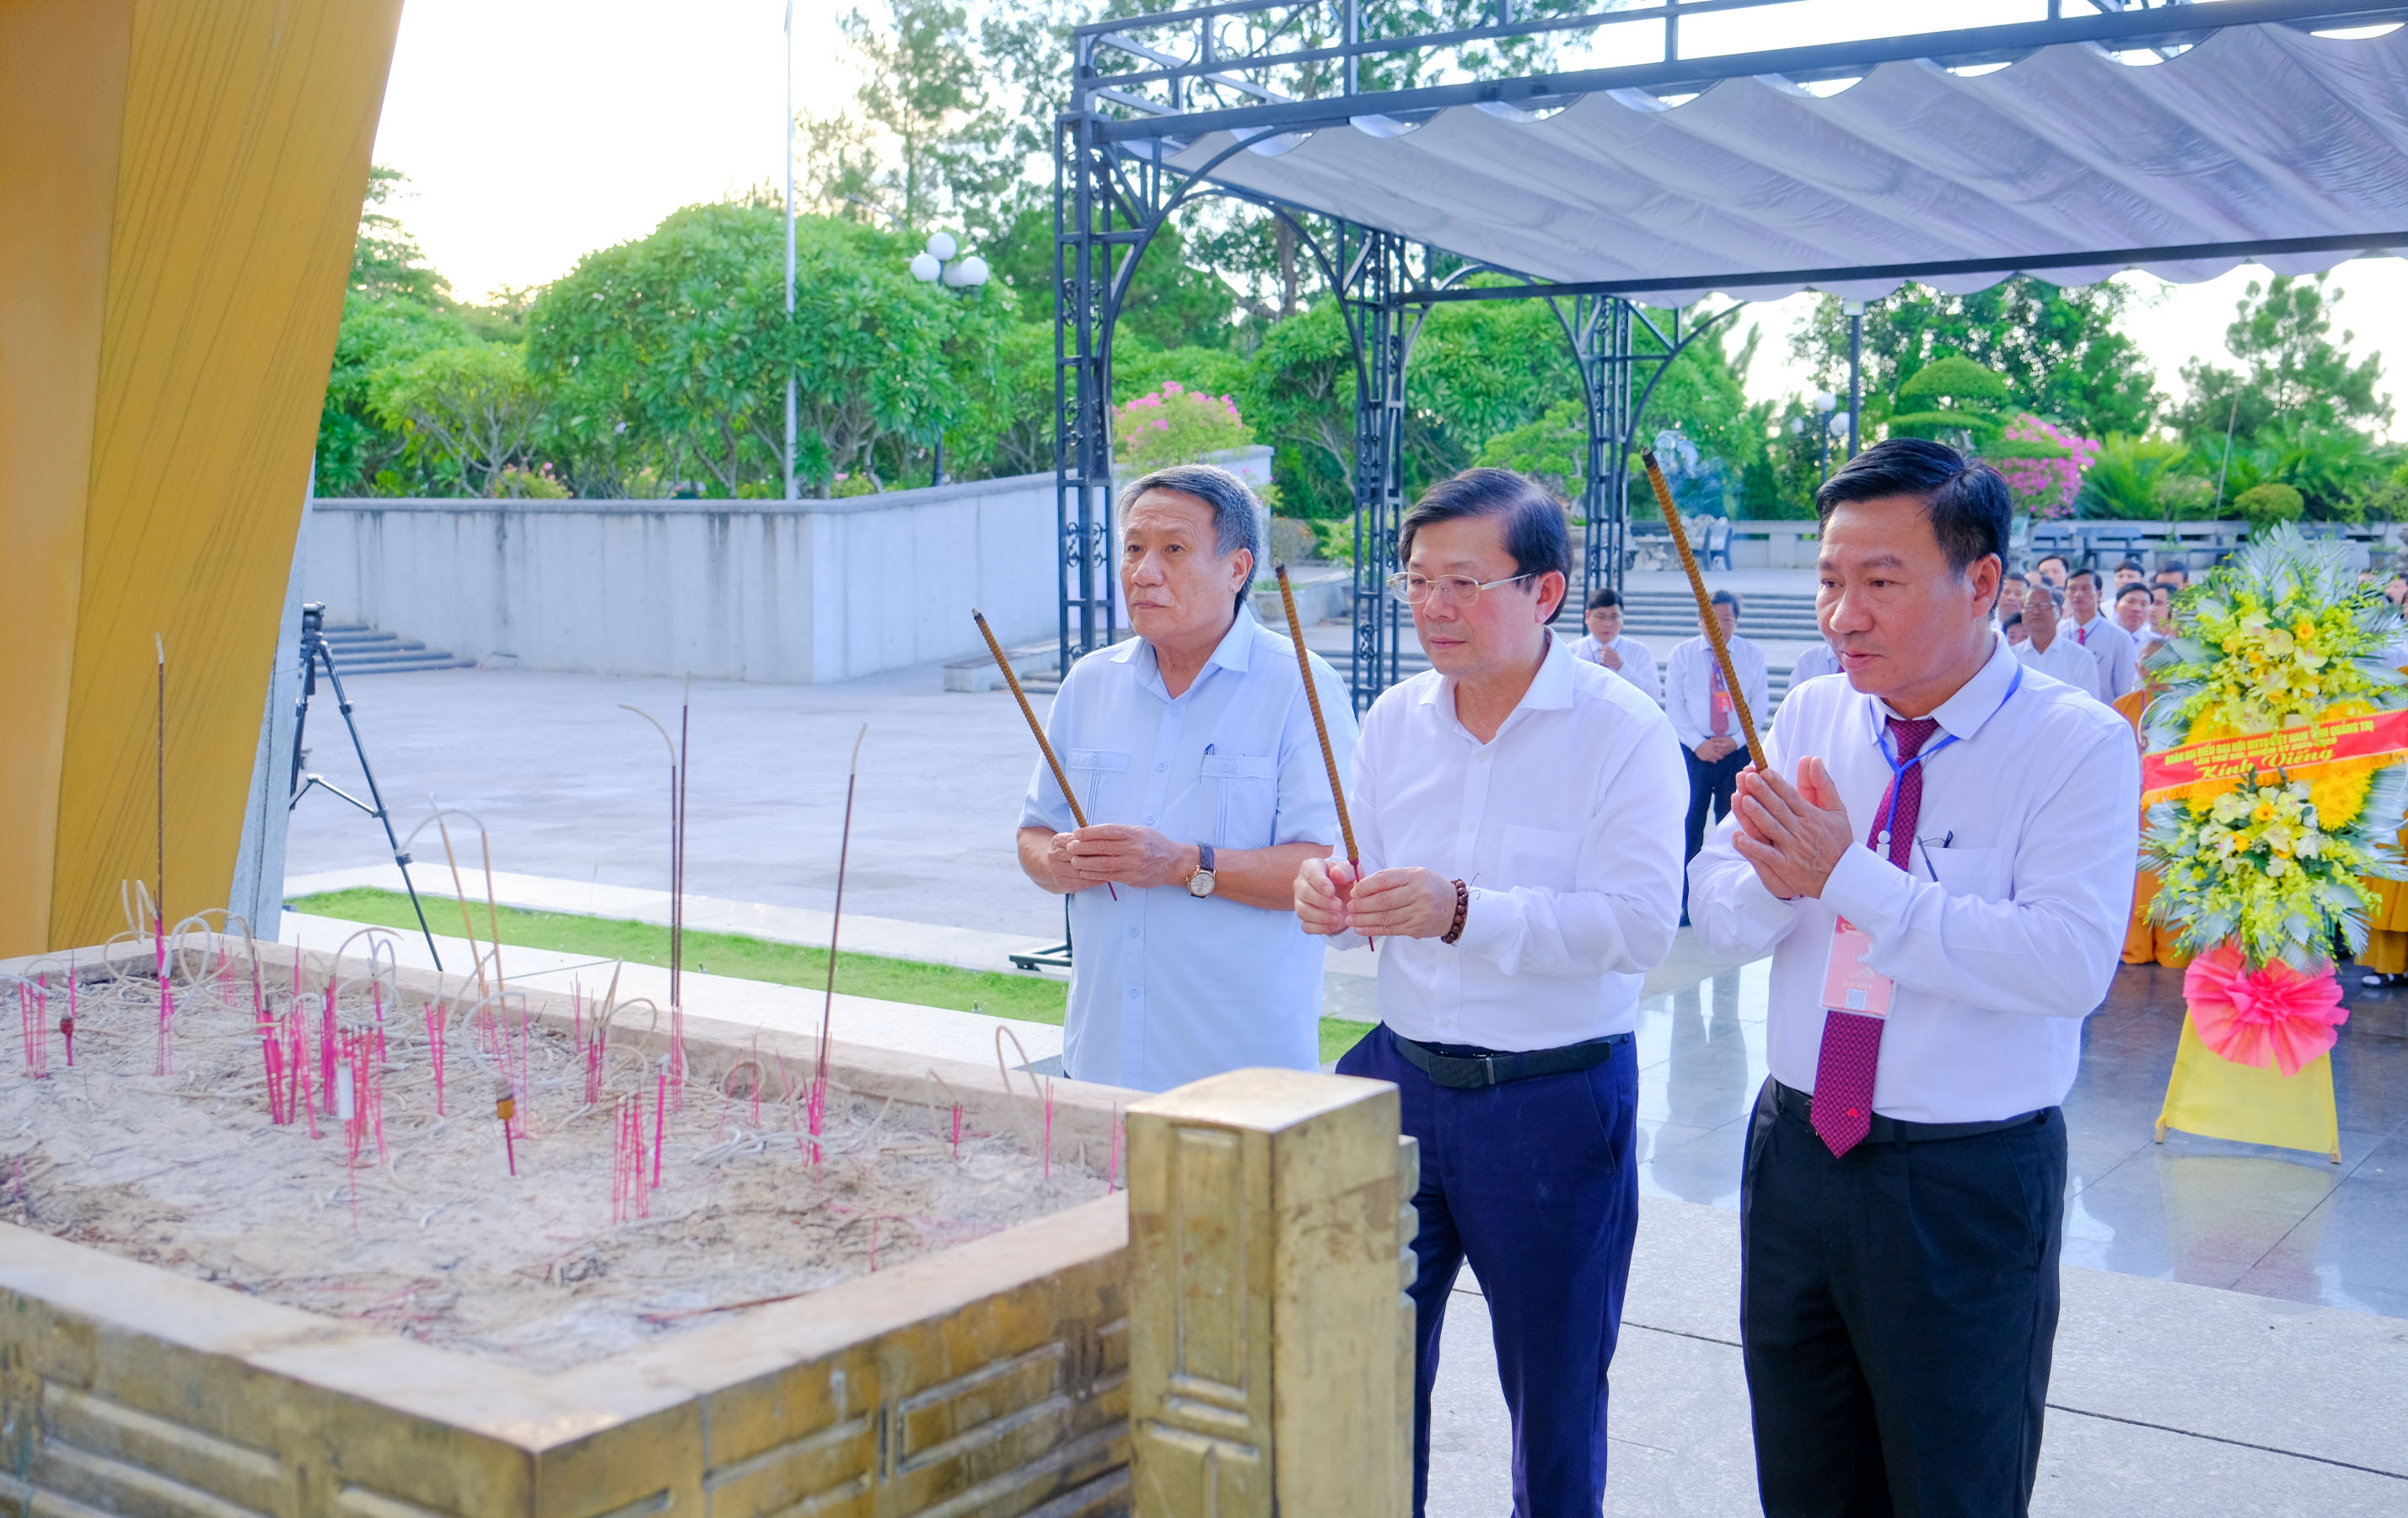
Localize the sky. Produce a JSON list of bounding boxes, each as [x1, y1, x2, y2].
[[367, 0, 2408, 430]]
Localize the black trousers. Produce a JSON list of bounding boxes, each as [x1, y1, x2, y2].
[[1684, 747, 1748, 911], [1740, 1079, 2068, 1518]]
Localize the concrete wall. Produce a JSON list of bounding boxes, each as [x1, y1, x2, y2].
[[307, 474, 1061, 684]]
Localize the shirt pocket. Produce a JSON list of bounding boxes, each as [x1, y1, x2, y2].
[[1498, 823, 1583, 893], [1201, 754, 1281, 850], [1925, 845, 2007, 901], [1064, 749, 1129, 821]]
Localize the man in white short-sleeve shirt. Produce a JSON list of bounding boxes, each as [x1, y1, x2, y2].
[[1017, 464, 1355, 1092]]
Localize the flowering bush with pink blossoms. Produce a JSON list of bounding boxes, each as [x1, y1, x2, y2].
[[1986, 412, 2100, 520], [1113, 381, 1253, 474]]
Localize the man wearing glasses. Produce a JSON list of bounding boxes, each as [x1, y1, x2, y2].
[[1017, 464, 1356, 1092], [1294, 468, 1685, 1517]]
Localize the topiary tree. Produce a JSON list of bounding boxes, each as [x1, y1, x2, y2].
[[1887, 355, 2011, 446], [2233, 480, 2306, 537]]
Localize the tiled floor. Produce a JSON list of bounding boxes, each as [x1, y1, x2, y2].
[[1630, 956, 2408, 1319]]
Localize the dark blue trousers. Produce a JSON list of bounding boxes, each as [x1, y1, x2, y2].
[[1337, 1026, 1639, 1518], [1740, 1080, 2068, 1518]]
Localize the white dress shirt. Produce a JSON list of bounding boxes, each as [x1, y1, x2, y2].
[[1687, 635, 2140, 1122], [1787, 639, 1842, 687], [2073, 614, 2142, 699], [1571, 632, 1662, 705], [1338, 636, 1685, 1050], [1666, 632, 1771, 751], [2016, 631, 2105, 701], [1020, 607, 1357, 1092]]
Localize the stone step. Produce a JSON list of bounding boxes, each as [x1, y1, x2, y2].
[[315, 624, 471, 675]]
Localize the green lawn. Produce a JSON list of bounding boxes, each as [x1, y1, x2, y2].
[[290, 888, 1373, 1064]]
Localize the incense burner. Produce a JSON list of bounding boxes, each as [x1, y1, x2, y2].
[[0, 941, 1134, 1517]]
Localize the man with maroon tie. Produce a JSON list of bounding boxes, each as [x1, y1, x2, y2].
[[1688, 439, 2138, 1517]]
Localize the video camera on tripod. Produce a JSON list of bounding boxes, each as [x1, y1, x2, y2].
[[288, 602, 443, 966]]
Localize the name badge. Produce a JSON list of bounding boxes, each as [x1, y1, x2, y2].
[[1821, 916, 1895, 1019]]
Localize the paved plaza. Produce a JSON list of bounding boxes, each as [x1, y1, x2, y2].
[[282, 646, 2408, 1515]]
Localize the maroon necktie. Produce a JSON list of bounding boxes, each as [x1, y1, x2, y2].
[[1810, 716, 1940, 1158]]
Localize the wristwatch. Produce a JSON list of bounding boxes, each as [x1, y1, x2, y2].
[[1185, 842, 1217, 898]]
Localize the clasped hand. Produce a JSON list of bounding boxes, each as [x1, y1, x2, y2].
[[1043, 824, 1193, 891], [1729, 757, 1855, 900], [1294, 858, 1455, 939]]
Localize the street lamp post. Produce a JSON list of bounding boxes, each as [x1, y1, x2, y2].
[[909, 231, 989, 486], [1813, 390, 1838, 481], [783, 3, 797, 502]]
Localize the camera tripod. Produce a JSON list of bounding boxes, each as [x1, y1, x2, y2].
[[288, 602, 443, 967]]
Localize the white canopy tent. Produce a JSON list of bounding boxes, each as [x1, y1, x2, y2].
[[1165, 20, 2408, 304], [1056, 1, 2408, 695]]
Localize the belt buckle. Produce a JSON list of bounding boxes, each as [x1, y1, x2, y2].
[[1480, 1054, 1497, 1086]]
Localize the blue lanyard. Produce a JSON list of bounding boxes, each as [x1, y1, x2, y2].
[[1865, 662, 2023, 849]]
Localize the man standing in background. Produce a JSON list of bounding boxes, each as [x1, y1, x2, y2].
[[2065, 568, 2141, 699], [1669, 590, 1770, 905], [1572, 587, 1662, 704], [2016, 584, 2106, 701]]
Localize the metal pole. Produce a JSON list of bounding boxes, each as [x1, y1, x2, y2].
[[1845, 300, 1863, 458], [783, 2, 798, 501]]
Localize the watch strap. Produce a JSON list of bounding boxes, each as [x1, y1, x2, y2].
[[1197, 842, 1215, 875]]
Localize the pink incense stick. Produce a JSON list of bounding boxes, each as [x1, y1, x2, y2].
[[653, 1070, 666, 1189], [425, 1003, 449, 1117], [62, 957, 75, 1070], [951, 1102, 964, 1164], [1108, 1107, 1122, 1192]]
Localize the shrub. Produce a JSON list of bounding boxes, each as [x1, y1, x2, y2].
[[1113, 381, 1252, 473], [1986, 414, 2099, 520], [2233, 481, 2305, 535]]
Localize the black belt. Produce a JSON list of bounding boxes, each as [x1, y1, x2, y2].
[[1772, 1080, 2051, 1145], [1389, 1028, 1630, 1089]]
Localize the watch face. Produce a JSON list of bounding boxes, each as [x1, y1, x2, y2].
[[1188, 870, 1215, 898]]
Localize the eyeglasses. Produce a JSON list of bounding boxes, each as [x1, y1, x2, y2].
[[1384, 571, 1535, 607]]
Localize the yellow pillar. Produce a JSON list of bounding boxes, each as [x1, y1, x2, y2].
[[1125, 1068, 1416, 1517], [0, 0, 403, 955]]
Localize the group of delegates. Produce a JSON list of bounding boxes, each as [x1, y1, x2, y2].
[[1016, 442, 2135, 1518]]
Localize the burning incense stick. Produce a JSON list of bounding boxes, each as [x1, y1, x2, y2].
[[1642, 446, 1768, 773], [813, 726, 868, 1112], [972, 610, 1117, 899], [1274, 563, 1372, 948], [497, 1086, 518, 1177]]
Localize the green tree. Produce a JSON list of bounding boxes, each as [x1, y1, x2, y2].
[[1791, 277, 2160, 439], [804, 0, 1009, 234], [1887, 356, 2011, 446], [2169, 274, 2391, 442], [368, 342, 548, 496], [529, 205, 983, 496]]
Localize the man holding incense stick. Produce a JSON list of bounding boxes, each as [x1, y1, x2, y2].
[[1293, 468, 1685, 1517], [1689, 440, 2137, 1517], [1016, 464, 1356, 1092]]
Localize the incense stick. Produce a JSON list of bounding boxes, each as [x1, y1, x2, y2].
[[1640, 448, 1768, 773], [813, 726, 868, 1105], [972, 610, 1117, 899], [1273, 563, 1373, 948]]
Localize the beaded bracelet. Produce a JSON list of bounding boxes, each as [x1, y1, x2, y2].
[[1440, 878, 1470, 945]]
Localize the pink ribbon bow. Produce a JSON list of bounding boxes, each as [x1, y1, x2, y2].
[[2181, 945, 2350, 1077]]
